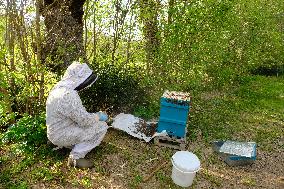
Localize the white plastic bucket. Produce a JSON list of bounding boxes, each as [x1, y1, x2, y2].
[[171, 151, 200, 187]]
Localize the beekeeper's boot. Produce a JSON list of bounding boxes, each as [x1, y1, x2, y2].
[[68, 157, 93, 168]]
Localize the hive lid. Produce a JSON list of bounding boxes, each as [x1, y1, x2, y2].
[[172, 151, 200, 172]]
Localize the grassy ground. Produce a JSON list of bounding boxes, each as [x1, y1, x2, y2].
[[0, 75, 283, 189]]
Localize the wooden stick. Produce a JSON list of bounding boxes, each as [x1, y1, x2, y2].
[[143, 161, 170, 182]]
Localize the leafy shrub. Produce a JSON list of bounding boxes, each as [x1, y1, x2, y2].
[[250, 64, 284, 76], [1, 114, 47, 149], [80, 64, 148, 114], [0, 111, 17, 132]]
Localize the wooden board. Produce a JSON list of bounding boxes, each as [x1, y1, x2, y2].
[[154, 135, 186, 150]]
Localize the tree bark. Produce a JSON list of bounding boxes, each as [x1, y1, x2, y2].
[[139, 0, 160, 68], [41, 0, 87, 74], [36, 0, 45, 112], [111, 0, 129, 64], [92, 1, 97, 64], [168, 0, 175, 25], [126, 12, 134, 64], [6, 0, 17, 113]]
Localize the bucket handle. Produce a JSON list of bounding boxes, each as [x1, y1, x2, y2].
[[171, 158, 200, 174]]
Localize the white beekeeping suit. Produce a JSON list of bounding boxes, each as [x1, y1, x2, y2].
[[46, 62, 108, 166]]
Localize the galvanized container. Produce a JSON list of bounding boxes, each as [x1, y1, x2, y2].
[[213, 140, 257, 166]]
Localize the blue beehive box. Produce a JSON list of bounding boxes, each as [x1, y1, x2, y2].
[[157, 91, 191, 138]]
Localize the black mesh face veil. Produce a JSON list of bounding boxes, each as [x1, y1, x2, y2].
[[75, 73, 98, 91]]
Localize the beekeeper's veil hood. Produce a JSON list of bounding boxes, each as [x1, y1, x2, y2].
[[55, 61, 98, 91]]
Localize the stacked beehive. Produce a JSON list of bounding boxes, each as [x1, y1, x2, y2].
[[155, 91, 191, 150]]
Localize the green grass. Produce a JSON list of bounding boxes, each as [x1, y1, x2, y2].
[[0, 75, 283, 188], [189, 75, 284, 150]]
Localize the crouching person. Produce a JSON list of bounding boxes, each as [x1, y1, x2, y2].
[[46, 62, 108, 168]]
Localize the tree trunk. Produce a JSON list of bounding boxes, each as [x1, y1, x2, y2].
[[6, 0, 17, 113], [84, 0, 90, 53], [41, 0, 87, 74], [111, 0, 129, 64], [168, 0, 175, 25], [36, 0, 45, 112], [139, 0, 160, 68], [111, 0, 120, 64], [92, 1, 97, 64], [126, 12, 134, 64]]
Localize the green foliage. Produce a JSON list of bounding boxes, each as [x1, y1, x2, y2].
[[251, 64, 284, 76], [0, 112, 16, 132], [133, 102, 159, 119], [158, 0, 284, 89], [2, 0, 283, 117], [0, 76, 283, 189], [1, 114, 47, 151], [1, 2, 284, 188], [80, 63, 148, 113]]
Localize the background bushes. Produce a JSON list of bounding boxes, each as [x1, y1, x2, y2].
[[1, 114, 47, 152]]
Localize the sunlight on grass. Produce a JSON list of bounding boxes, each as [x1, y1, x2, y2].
[[189, 76, 284, 150], [1, 76, 283, 188]]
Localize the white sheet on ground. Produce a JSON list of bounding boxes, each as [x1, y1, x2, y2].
[[111, 113, 167, 142]]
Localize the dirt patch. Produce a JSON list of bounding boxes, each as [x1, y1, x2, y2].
[[96, 130, 284, 188], [200, 91, 226, 100], [188, 140, 284, 189], [2, 129, 283, 188]]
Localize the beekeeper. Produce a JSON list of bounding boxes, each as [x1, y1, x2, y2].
[[46, 61, 108, 168]]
